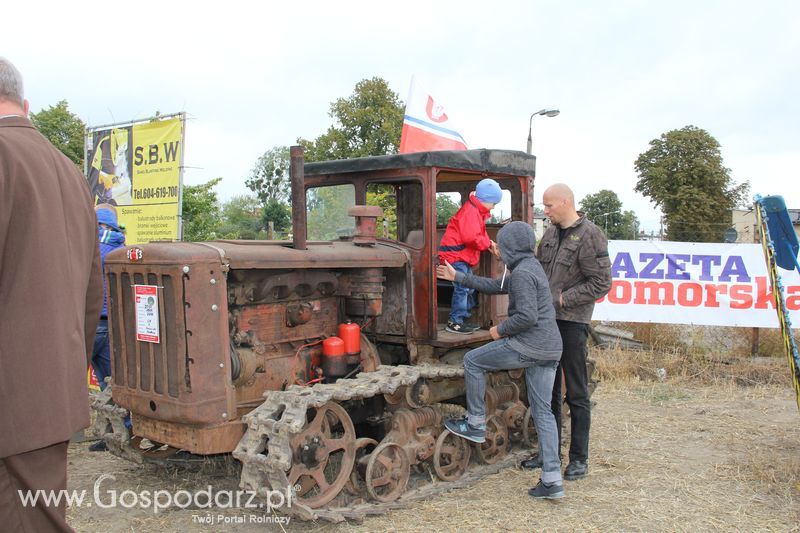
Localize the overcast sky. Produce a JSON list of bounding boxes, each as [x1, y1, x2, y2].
[[4, 0, 799, 232]]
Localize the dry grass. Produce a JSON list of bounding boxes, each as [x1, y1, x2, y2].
[[66, 347, 800, 532], [593, 345, 793, 389], [593, 321, 796, 389], [605, 321, 799, 359]]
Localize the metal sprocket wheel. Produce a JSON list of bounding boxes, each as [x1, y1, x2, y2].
[[433, 429, 471, 481], [287, 401, 356, 508], [365, 442, 410, 502], [521, 406, 538, 448], [473, 415, 509, 464]]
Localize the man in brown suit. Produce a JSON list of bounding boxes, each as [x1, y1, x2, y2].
[[0, 57, 103, 531]]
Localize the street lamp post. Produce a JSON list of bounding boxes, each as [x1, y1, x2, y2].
[[600, 211, 614, 235], [526, 108, 560, 154]]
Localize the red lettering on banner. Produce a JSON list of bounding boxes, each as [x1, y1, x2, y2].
[[787, 286, 800, 310], [677, 282, 703, 307], [754, 276, 775, 309], [601, 276, 799, 312], [633, 281, 676, 305], [703, 284, 727, 307], [607, 280, 631, 304], [729, 285, 753, 309]]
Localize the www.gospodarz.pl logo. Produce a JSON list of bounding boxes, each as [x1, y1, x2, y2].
[[17, 474, 293, 514]]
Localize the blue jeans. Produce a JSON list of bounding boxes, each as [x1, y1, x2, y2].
[[463, 338, 562, 483], [92, 320, 111, 391], [449, 261, 476, 324]]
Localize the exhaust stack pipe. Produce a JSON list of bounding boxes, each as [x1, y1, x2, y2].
[[290, 145, 307, 250]]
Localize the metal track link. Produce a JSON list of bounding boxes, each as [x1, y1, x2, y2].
[[233, 363, 531, 522], [311, 449, 530, 522], [89, 384, 140, 463]]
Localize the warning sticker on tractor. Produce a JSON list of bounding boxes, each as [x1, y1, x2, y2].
[[134, 284, 160, 343]]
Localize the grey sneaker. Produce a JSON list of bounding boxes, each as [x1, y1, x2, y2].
[[528, 479, 565, 499], [444, 417, 486, 443], [446, 321, 479, 334]]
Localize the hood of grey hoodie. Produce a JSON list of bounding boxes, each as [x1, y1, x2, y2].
[[497, 221, 537, 269], [454, 220, 561, 359]]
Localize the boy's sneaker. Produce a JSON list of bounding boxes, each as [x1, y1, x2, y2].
[[446, 321, 479, 334], [528, 479, 565, 499], [444, 417, 486, 443]]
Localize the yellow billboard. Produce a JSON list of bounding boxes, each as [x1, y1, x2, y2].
[[87, 115, 184, 244]]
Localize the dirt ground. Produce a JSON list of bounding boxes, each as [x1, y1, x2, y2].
[[66, 366, 800, 532]]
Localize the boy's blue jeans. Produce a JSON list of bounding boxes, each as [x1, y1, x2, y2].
[[92, 319, 131, 428], [91, 320, 111, 390], [449, 261, 476, 324]]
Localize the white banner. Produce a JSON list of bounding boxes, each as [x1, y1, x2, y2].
[[593, 241, 800, 328]]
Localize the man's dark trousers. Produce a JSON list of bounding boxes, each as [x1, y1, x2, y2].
[[551, 320, 591, 462]]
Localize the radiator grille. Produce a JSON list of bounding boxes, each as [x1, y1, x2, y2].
[[108, 270, 183, 398]]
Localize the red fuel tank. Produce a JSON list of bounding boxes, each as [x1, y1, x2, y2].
[[338, 322, 361, 355], [321, 336, 346, 378]]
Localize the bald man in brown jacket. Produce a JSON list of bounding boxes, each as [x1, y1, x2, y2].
[[0, 57, 103, 532]]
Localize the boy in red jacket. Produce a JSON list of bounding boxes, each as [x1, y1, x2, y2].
[[439, 178, 503, 333]]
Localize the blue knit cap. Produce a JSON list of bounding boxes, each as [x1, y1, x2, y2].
[[96, 208, 121, 231], [475, 178, 502, 204]]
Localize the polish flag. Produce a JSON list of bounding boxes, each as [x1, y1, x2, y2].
[[399, 77, 468, 153]]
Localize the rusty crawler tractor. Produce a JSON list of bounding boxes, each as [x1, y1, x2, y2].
[[92, 147, 546, 521]]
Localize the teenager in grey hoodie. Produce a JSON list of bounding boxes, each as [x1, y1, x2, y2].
[[436, 221, 565, 498]]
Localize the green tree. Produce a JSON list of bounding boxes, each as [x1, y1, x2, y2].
[[436, 194, 460, 226], [618, 210, 641, 240], [181, 178, 222, 241], [307, 185, 356, 240], [246, 146, 291, 204], [218, 194, 263, 239], [298, 77, 404, 162], [263, 200, 292, 236], [367, 184, 398, 238], [30, 100, 85, 167], [579, 189, 640, 240], [634, 126, 749, 242]]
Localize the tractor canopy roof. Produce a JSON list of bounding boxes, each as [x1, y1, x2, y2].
[[303, 149, 536, 178]]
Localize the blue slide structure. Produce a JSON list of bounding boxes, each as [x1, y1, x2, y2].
[[755, 194, 800, 410]]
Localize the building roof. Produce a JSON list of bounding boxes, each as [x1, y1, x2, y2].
[[734, 207, 800, 225]]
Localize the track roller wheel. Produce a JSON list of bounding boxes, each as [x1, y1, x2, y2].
[[344, 438, 378, 497], [365, 442, 410, 502], [521, 406, 538, 448], [433, 429, 471, 481], [474, 415, 509, 464]]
